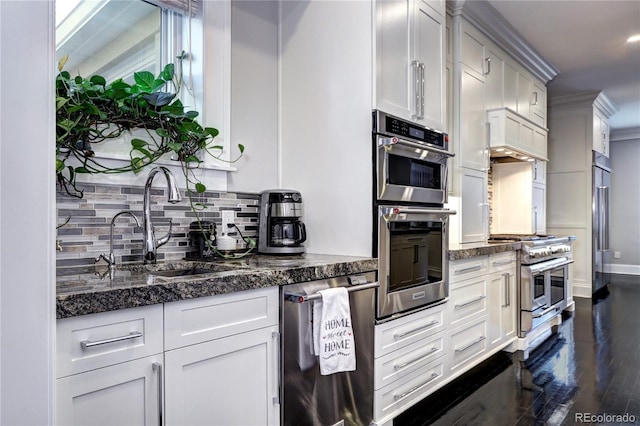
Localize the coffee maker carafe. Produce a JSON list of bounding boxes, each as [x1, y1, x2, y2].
[[258, 190, 306, 254]]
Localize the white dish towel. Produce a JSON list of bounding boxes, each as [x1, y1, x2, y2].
[[312, 287, 356, 375]]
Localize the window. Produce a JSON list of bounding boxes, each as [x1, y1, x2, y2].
[[55, 0, 171, 83]]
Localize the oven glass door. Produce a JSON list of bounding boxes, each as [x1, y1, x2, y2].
[[388, 220, 442, 292], [377, 206, 454, 319], [376, 137, 450, 204], [549, 265, 567, 306]]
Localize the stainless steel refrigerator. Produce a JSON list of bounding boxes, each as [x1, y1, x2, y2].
[[593, 151, 611, 293]]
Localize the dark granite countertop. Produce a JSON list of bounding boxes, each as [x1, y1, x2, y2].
[[448, 241, 521, 261], [57, 254, 378, 319]]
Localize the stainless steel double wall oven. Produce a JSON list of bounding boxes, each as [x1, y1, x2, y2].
[[373, 110, 455, 319]]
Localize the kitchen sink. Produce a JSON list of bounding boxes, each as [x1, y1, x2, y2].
[[148, 267, 222, 277], [121, 261, 249, 276]]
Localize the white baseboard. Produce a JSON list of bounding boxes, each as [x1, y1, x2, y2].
[[610, 264, 640, 275], [572, 279, 592, 299]]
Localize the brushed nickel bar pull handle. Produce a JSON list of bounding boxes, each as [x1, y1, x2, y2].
[[81, 331, 143, 349], [272, 331, 280, 405], [502, 273, 510, 308], [394, 346, 439, 370], [454, 295, 486, 309], [454, 265, 483, 274], [454, 335, 486, 353], [532, 91, 538, 106], [393, 373, 439, 400], [485, 57, 491, 75], [419, 62, 425, 119], [492, 259, 514, 267], [284, 282, 379, 303], [152, 362, 163, 426], [393, 320, 440, 339], [412, 60, 420, 119]]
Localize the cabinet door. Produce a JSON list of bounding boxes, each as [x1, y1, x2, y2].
[[503, 61, 518, 112], [485, 49, 503, 110], [415, 0, 445, 131], [530, 79, 547, 127], [390, 242, 418, 288], [460, 67, 487, 170], [56, 354, 163, 426], [488, 270, 516, 347], [165, 326, 280, 426], [460, 168, 488, 243], [532, 182, 546, 235], [374, 0, 412, 122], [516, 70, 532, 118]]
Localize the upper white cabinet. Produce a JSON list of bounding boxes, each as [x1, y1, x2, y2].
[[593, 109, 611, 157], [374, 0, 446, 132]]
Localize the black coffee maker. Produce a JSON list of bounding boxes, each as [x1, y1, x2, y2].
[[258, 190, 306, 254]]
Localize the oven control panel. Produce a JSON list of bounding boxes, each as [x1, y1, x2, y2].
[[526, 244, 572, 259]]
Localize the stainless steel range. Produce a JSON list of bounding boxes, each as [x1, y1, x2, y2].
[[492, 235, 575, 338]]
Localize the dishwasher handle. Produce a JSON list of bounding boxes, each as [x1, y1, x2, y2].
[[285, 282, 379, 303]]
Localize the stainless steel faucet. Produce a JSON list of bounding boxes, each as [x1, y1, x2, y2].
[[143, 166, 182, 263], [95, 211, 141, 267]]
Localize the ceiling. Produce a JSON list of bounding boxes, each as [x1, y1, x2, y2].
[[487, 0, 640, 132]]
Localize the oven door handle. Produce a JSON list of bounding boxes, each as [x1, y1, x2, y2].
[[381, 207, 457, 217], [380, 136, 455, 158], [524, 258, 574, 274], [284, 282, 379, 303]]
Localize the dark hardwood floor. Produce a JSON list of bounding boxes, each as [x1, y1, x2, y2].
[[394, 274, 640, 426]]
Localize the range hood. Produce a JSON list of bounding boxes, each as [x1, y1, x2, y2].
[[488, 108, 548, 162]]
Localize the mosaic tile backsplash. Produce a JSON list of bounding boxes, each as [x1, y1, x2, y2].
[[56, 183, 259, 267]]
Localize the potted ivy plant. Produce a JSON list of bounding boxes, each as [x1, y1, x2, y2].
[[56, 52, 253, 255]]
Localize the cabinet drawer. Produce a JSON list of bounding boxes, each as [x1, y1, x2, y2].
[[374, 331, 445, 390], [56, 304, 164, 377], [375, 303, 446, 357], [449, 277, 488, 326], [449, 256, 488, 283], [449, 319, 488, 372], [164, 287, 279, 350], [374, 357, 445, 422], [489, 252, 517, 273]]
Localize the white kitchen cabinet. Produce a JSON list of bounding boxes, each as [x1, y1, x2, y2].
[[547, 91, 617, 297], [373, 302, 447, 423], [485, 48, 504, 111], [491, 161, 546, 235], [164, 287, 280, 426], [374, 0, 446, 131], [487, 252, 517, 348], [57, 354, 163, 426], [57, 288, 280, 426], [530, 78, 547, 128], [461, 168, 489, 243], [593, 110, 610, 157], [165, 325, 280, 426], [56, 305, 164, 426]]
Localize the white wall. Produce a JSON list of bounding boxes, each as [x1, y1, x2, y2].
[[0, 1, 55, 424], [227, 1, 279, 193], [609, 128, 640, 275], [279, 1, 373, 256]]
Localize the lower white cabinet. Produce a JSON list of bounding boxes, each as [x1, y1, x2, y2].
[[56, 287, 280, 426], [57, 354, 163, 426], [488, 254, 517, 348], [373, 302, 448, 423], [165, 325, 280, 426]]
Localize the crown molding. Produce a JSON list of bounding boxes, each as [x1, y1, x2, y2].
[[550, 91, 619, 118], [611, 126, 640, 142], [450, 0, 559, 83]]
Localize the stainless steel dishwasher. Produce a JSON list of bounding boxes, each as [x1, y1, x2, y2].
[[280, 271, 378, 426]]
